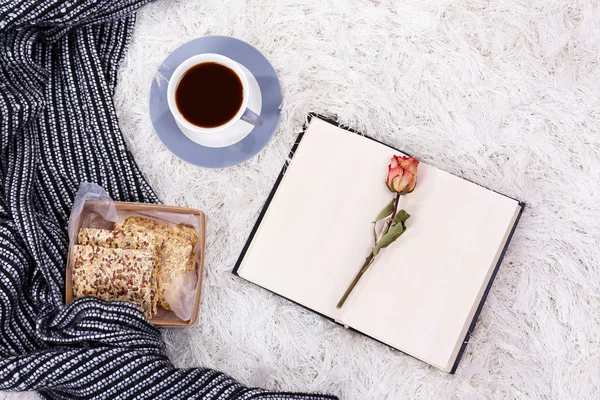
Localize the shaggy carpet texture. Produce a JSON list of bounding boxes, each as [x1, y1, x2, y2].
[[3, 0, 599, 399]]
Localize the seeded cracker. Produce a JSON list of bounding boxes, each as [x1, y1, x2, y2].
[[78, 228, 157, 250], [115, 217, 197, 310], [116, 216, 198, 246], [78, 228, 160, 316], [72, 245, 154, 318], [116, 216, 163, 231], [167, 224, 198, 247], [156, 236, 194, 309]]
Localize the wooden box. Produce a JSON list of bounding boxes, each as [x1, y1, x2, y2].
[[65, 201, 205, 327]]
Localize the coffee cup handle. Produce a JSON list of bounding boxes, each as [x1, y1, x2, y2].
[[241, 108, 264, 127]]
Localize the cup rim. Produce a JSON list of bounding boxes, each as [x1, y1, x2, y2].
[[167, 53, 249, 134]]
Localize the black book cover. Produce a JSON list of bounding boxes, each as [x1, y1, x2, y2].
[[233, 113, 525, 374]]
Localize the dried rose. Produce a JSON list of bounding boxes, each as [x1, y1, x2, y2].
[[338, 154, 420, 309], [386, 155, 419, 194]]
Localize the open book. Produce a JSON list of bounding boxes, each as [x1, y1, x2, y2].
[[234, 115, 524, 373]]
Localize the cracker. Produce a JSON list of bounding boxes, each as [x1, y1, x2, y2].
[[116, 217, 198, 246], [78, 228, 157, 250], [115, 217, 197, 311], [72, 245, 154, 318], [78, 228, 159, 316], [115, 216, 163, 232], [156, 237, 194, 310], [167, 225, 198, 247]]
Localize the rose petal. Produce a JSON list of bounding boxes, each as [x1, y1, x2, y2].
[[407, 177, 417, 193], [398, 172, 413, 193]]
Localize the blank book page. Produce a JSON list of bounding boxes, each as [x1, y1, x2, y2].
[[237, 118, 520, 370]]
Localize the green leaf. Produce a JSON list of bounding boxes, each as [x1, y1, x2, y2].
[[372, 221, 407, 255], [372, 246, 380, 257], [394, 210, 410, 225], [374, 199, 395, 222], [372, 223, 378, 244]]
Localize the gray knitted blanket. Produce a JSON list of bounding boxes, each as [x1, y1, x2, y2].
[[0, 1, 337, 399]]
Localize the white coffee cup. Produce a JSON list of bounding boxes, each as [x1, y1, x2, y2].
[[167, 54, 263, 147]]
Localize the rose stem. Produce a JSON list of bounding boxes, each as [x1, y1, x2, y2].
[[384, 193, 401, 237], [336, 194, 401, 309]]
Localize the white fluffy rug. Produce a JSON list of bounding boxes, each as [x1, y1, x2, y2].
[[5, 0, 600, 399]]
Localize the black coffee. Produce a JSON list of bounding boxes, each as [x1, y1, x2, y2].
[[175, 62, 243, 128]]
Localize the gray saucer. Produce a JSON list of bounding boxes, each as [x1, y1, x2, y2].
[[149, 36, 282, 168]]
